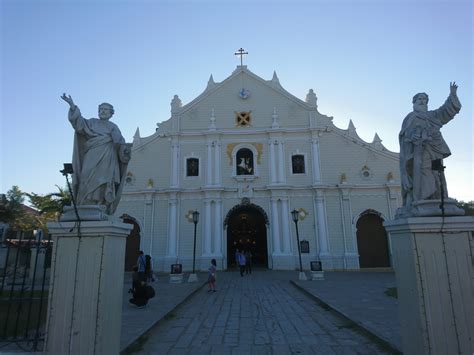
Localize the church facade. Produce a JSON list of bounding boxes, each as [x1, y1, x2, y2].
[[116, 66, 401, 272]]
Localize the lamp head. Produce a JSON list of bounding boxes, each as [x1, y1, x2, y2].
[[192, 210, 200, 224], [291, 209, 299, 223]]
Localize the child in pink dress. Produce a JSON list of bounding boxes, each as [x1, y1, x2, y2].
[[207, 259, 217, 293]]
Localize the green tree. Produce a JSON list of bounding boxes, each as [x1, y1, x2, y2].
[[0, 186, 39, 232], [457, 200, 474, 216], [26, 186, 71, 229]]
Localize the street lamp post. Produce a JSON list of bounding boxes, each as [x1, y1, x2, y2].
[[191, 211, 200, 274], [291, 209, 307, 280]]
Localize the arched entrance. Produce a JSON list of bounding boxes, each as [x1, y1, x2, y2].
[[225, 200, 269, 269], [122, 215, 141, 271], [356, 210, 390, 268]]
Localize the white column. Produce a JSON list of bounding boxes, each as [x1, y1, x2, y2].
[[206, 142, 213, 186], [278, 141, 285, 183], [281, 199, 291, 254], [167, 199, 178, 257], [170, 139, 180, 188], [214, 199, 222, 255], [203, 200, 212, 255], [311, 136, 322, 184], [214, 142, 221, 185], [315, 192, 330, 256], [271, 199, 281, 254], [269, 140, 277, 184]]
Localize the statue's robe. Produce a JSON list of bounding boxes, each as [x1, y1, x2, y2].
[[69, 106, 128, 214], [399, 93, 461, 206]]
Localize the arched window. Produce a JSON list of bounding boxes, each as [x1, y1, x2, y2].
[[292, 154, 305, 174], [236, 148, 254, 175]]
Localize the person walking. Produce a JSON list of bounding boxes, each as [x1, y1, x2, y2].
[[238, 251, 246, 277], [244, 250, 252, 274], [137, 251, 146, 282], [234, 248, 240, 267], [145, 254, 155, 283], [207, 259, 217, 293]]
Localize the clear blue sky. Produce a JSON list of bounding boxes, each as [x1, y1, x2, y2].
[[1, 0, 472, 202]]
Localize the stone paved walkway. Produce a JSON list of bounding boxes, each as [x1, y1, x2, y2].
[[120, 272, 206, 351], [292, 271, 401, 352], [122, 271, 398, 354]]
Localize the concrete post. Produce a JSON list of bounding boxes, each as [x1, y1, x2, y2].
[[45, 219, 132, 355], [384, 216, 474, 355]]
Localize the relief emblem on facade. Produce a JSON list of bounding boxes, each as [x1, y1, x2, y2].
[[235, 111, 252, 127]]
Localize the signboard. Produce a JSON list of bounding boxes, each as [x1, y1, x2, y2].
[[170, 264, 182, 274], [300, 240, 310, 253], [310, 261, 322, 271]]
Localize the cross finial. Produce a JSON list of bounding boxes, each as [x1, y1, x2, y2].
[[234, 48, 248, 66]]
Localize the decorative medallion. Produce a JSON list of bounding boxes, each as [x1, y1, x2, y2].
[[298, 208, 308, 220], [235, 111, 252, 127], [239, 88, 250, 100], [185, 210, 195, 223], [360, 165, 372, 179]]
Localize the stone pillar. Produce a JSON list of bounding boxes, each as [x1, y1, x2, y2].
[[311, 136, 322, 184], [167, 198, 178, 258], [170, 138, 180, 188], [214, 199, 222, 256], [29, 246, 47, 281], [315, 191, 332, 269], [384, 216, 474, 355], [270, 199, 281, 254], [206, 142, 213, 186], [45, 219, 132, 355], [278, 141, 285, 183], [280, 198, 291, 254], [269, 140, 277, 184], [214, 141, 221, 185], [203, 199, 212, 256]]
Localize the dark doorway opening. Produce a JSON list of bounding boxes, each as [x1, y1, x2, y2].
[[122, 216, 141, 271], [226, 205, 268, 269], [356, 212, 390, 268]]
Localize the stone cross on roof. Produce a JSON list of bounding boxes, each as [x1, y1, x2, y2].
[[234, 48, 248, 66]]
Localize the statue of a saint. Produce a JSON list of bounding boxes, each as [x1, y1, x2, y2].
[[61, 94, 131, 215], [398, 82, 462, 216]]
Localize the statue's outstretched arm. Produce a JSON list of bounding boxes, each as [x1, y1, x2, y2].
[[61, 93, 76, 110], [449, 82, 458, 96]]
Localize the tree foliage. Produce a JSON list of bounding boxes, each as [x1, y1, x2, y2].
[[1, 185, 71, 234], [457, 200, 474, 216]]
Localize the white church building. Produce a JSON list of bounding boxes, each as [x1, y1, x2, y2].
[[116, 65, 401, 272]]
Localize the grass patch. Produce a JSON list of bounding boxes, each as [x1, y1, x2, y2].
[[0, 291, 48, 338], [384, 287, 397, 299]]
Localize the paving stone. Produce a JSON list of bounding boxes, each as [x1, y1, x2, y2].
[[121, 271, 397, 354]]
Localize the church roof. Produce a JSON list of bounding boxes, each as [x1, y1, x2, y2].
[[174, 65, 314, 115]]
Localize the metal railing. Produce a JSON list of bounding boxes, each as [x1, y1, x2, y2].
[[0, 230, 51, 352]]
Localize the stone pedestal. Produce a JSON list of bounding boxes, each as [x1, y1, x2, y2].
[[384, 216, 474, 355], [29, 247, 47, 281], [310, 271, 325, 280], [45, 219, 132, 355], [187, 273, 198, 283], [298, 271, 308, 281], [169, 273, 184, 283]]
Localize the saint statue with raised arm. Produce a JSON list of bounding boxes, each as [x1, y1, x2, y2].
[[397, 82, 464, 217], [61, 93, 131, 216]]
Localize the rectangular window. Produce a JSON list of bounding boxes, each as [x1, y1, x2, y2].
[[186, 158, 199, 177], [291, 155, 305, 174]]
